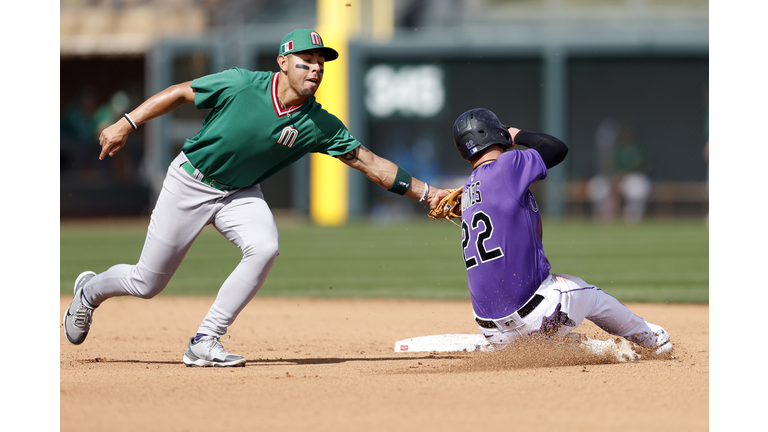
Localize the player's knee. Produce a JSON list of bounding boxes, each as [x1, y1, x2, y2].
[[132, 280, 166, 299], [134, 286, 164, 299], [129, 267, 170, 299], [242, 238, 279, 262]]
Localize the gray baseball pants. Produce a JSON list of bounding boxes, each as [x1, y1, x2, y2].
[[81, 152, 280, 336]]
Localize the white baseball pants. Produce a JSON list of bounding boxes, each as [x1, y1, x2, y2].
[[82, 152, 280, 336], [476, 273, 661, 349]]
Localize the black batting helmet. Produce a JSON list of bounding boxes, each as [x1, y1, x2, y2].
[[453, 108, 513, 160]]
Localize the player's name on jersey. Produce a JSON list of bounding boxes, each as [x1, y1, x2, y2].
[[462, 181, 482, 212]]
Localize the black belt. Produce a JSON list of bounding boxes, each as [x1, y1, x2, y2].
[[475, 294, 544, 329]]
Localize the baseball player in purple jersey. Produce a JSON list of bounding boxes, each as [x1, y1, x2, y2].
[[62, 29, 450, 367], [453, 108, 672, 354]]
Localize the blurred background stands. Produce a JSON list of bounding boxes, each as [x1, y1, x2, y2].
[[60, 0, 708, 221]]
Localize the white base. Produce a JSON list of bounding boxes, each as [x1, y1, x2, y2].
[[393, 333, 641, 361], [394, 334, 491, 353]]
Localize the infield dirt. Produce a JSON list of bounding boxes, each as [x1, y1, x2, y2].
[[60, 297, 708, 431]]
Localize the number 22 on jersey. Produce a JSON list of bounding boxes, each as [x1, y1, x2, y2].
[[461, 211, 504, 269]]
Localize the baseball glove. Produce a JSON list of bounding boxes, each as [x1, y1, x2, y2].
[[428, 187, 463, 227]]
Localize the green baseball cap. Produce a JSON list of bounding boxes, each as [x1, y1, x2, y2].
[[279, 29, 339, 61]]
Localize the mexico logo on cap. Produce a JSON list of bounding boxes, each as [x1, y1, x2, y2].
[[281, 40, 294, 54], [310, 31, 322, 46]]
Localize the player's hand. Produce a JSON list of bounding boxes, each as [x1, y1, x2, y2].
[[507, 126, 521, 143], [98, 119, 132, 160], [428, 188, 450, 211]]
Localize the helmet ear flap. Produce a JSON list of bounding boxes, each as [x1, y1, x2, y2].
[[501, 128, 511, 142]]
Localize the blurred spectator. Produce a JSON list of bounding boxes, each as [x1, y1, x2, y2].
[[94, 91, 139, 181], [586, 120, 651, 224], [94, 90, 130, 135], [614, 126, 651, 224], [411, 131, 439, 185], [370, 127, 440, 223], [61, 87, 145, 184], [60, 86, 99, 175], [586, 118, 620, 222]]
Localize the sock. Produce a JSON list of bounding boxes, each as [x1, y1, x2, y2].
[[193, 333, 208, 343], [81, 291, 97, 309]]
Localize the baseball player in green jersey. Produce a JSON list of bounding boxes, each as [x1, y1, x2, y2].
[[63, 29, 450, 367]]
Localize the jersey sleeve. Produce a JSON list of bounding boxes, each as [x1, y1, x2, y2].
[[191, 68, 249, 110], [500, 149, 548, 201], [314, 111, 362, 156]]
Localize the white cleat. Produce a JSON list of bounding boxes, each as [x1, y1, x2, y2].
[[182, 335, 246, 367], [646, 322, 673, 355], [63, 271, 97, 345]]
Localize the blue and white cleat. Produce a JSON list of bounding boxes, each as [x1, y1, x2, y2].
[[63, 271, 97, 345], [183, 335, 246, 367]]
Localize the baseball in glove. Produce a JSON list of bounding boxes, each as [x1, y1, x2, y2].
[[428, 187, 463, 227]]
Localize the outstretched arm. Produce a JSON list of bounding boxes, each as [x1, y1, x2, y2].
[[98, 81, 196, 160], [336, 145, 449, 210]]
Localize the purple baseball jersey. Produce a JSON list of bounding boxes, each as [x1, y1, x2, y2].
[[461, 149, 551, 319]]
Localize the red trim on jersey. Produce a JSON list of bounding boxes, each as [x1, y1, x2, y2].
[[271, 72, 304, 117]]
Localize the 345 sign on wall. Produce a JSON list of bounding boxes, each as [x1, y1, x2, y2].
[[364, 64, 445, 118]]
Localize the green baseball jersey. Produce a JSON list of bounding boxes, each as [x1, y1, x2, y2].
[[182, 67, 361, 188]]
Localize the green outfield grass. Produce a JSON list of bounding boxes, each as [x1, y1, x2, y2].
[[60, 217, 709, 303]]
